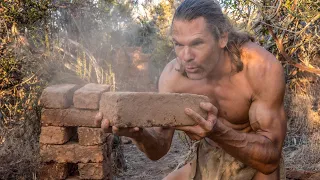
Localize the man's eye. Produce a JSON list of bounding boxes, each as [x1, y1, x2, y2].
[[174, 43, 182, 47], [192, 41, 203, 46]]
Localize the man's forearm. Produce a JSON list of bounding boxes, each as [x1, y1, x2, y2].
[[208, 118, 281, 174], [133, 127, 174, 161]]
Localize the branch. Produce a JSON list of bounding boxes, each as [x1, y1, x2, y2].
[[268, 0, 282, 20], [266, 25, 320, 75], [259, 21, 298, 33], [0, 74, 36, 93], [297, 14, 320, 36]]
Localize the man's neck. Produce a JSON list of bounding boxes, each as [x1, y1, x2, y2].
[[207, 49, 233, 81]]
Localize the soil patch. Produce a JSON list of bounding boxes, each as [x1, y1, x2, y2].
[[115, 132, 188, 180]]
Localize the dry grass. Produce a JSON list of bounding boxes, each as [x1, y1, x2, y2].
[[0, 121, 40, 179], [0, 76, 42, 179], [284, 81, 320, 171]]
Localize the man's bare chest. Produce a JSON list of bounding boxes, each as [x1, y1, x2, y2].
[[175, 76, 253, 129]]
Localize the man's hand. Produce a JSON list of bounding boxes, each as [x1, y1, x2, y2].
[[176, 102, 218, 140], [94, 112, 143, 139]]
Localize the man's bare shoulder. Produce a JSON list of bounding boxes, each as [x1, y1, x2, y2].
[[241, 42, 285, 95], [158, 59, 184, 92]]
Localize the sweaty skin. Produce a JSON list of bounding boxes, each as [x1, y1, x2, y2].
[[96, 17, 286, 179]]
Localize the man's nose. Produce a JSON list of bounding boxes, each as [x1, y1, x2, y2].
[[181, 46, 194, 62]]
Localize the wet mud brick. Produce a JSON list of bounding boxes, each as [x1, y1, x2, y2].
[[40, 84, 80, 109], [73, 83, 110, 110], [40, 142, 108, 163], [41, 108, 99, 127], [100, 92, 210, 127], [40, 126, 74, 145]]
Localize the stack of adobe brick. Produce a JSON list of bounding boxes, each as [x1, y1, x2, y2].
[[38, 83, 210, 179], [39, 83, 112, 180]]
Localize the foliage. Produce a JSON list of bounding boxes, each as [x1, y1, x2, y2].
[[220, 0, 319, 77], [130, 0, 176, 76], [0, 0, 157, 177], [0, 0, 51, 178]]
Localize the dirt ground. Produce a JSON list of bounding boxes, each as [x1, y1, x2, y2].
[[113, 132, 320, 180], [115, 132, 189, 180]]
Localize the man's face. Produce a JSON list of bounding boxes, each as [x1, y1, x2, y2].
[[172, 17, 225, 80]]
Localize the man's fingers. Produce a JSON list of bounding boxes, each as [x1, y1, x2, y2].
[[95, 112, 103, 120], [99, 119, 112, 133], [101, 118, 109, 129], [96, 113, 112, 133], [94, 112, 103, 127], [175, 126, 189, 131], [200, 102, 218, 115], [176, 126, 198, 134], [185, 108, 206, 126], [112, 126, 119, 133], [111, 126, 141, 137], [186, 132, 201, 141], [129, 127, 140, 133], [200, 102, 218, 123]]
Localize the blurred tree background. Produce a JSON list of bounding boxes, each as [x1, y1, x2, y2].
[[0, 0, 319, 178]]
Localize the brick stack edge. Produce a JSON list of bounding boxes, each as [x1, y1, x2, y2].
[[39, 83, 111, 180], [39, 83, 210, 179]]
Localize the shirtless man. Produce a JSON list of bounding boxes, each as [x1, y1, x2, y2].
[[96, 0, 287, 179]]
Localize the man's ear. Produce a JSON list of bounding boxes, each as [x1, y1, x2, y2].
[[219, 32, 228, 48]]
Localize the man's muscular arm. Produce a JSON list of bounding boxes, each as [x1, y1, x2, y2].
[[132, 127, 174, 161], [208, 59, 286, 174], [129, 61, 176, 161], [177, 55, 286, 174]]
